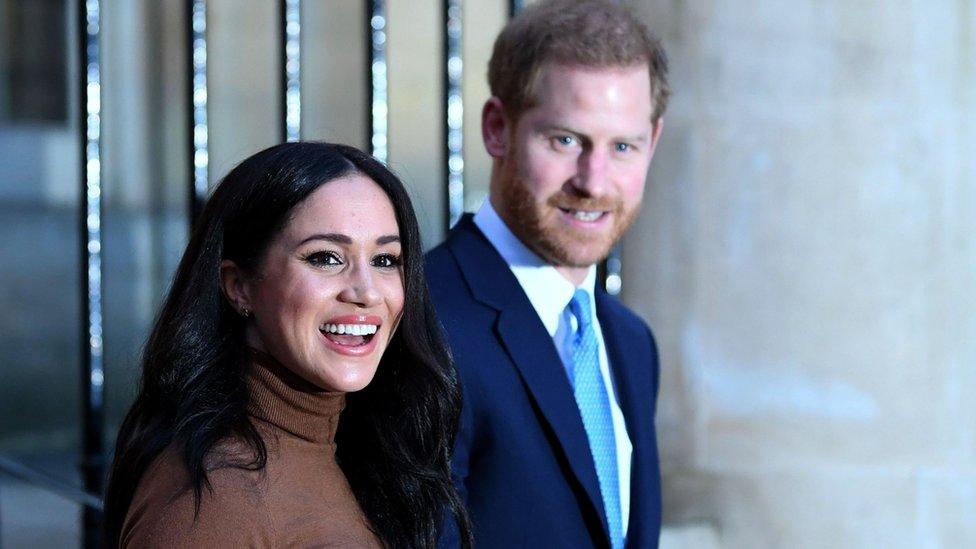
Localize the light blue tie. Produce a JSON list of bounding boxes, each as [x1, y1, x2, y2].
[[568, 289, 623, 549]]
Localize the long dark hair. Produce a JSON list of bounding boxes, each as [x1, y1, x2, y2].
[[103, 142, 471, 548]]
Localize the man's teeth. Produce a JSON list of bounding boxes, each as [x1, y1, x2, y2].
[[571, 210, 602, 222], [321, 324, 378, 336]]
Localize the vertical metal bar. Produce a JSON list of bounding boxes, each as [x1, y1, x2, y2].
[[603, 245, 623, 296], [187, 0, 209, 224], [367, 0, 388, 163], [443, 0, 464, 228], [508, 0, 524, 18], [281, 0, 302, 142], [78, 1, 104, 547]]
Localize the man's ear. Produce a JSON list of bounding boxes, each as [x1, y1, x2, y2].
[[482, 97, 510, 158], [647, 117, 665, 162], [219, 259, 252, 315]]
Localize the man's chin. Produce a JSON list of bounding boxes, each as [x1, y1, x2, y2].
[[535, 238, 613, 269]]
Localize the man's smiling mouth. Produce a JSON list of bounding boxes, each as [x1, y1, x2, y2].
[[558, 207, 607, 222]]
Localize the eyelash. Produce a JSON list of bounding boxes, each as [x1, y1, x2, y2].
[[303, 251, 402, 269], [304, 251, 342, 267], [552, 135, 579, 148], [372, 253, 402, 269]]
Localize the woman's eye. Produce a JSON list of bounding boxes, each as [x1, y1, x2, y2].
[[306, 251, 342, 267], [372, 254, 402, 269]]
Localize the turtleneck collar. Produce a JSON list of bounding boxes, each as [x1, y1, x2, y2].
[[245, 348, 346, 446]]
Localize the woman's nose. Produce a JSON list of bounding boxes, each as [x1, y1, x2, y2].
[[337, 262, 382, 308]]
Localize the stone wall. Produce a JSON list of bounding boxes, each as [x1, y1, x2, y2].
[[625, 1, 976, 547]]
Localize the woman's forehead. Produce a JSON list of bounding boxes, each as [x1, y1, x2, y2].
[[283, 174, 400, 242]]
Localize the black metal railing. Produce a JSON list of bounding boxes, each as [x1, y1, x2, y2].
[[186, 0, 210, 225], [78, 0, 106, 545], [3, 1, 626, 547]]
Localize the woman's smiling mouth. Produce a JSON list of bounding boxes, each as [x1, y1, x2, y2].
[[319, 315, 383, 356]]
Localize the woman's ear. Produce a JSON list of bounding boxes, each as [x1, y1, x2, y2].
[[219, 259, 252, 316]]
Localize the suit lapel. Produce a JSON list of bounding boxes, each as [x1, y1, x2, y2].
[[597, 291, 655, 547], [597, 291, 647, 445], [447, 216, 611, 540]]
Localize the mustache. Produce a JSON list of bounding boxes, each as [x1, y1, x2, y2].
[[547, 193, 620, 212]]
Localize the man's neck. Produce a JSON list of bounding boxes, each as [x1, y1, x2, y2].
[[555, 265, 590, 287]]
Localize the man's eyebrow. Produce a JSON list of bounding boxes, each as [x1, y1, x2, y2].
[[539, 123, 582, 135], [621, 133, 649, 142], [537, 124, 649, 142]]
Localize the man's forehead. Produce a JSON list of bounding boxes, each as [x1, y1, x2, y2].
[[521, 63, 654, 126], [537, 61, 651, 79], [531, 62, 650, 100]]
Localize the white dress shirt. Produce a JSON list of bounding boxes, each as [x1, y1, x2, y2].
[[473, 201, 632, 535]]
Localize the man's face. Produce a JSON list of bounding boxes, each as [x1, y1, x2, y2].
[[490, 63, 661, 269]]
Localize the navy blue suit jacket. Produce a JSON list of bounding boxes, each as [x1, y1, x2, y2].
[[427, 215, 662, 548]]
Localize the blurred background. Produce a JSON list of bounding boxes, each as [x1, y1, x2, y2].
[[0, 0, 972, 547]]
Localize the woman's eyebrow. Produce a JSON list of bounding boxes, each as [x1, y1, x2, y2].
[[298, 233, 352, 246], [296, 233, 400, 247]]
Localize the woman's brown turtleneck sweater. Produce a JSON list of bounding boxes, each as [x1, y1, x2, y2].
[[121, 351, 383, 547]]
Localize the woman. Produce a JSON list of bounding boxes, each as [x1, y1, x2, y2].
[[103, 142, 471, 547]]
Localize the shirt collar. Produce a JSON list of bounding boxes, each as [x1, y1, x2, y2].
[[473, 200, 597, 336]]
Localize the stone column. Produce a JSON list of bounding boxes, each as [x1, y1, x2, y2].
[[626, 1, 976, 546]]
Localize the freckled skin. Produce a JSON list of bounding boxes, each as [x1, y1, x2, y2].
[[486, 63, 663, 284], [242, 175, 405, 392]]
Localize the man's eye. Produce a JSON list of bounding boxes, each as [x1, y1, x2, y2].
[[615, 142, 633, 153], [306, 251, 342, 267], [372, 254, 402, 269], [552, 135, 578, 148]]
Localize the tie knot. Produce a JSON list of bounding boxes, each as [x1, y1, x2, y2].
[[569, 289, 593, 331]]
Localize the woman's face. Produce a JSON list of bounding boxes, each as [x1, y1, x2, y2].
[[233, 173, 405, 392]]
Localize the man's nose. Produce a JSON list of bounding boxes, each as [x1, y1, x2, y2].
[[337, 261, 382, 308], [571, 148, 610, 197]]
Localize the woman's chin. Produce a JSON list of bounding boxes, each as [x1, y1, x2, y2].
[[328, 377, 374, 393], [310, 364, 379, 393]]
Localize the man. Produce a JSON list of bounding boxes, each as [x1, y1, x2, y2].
[[427, 1, 670, 547]]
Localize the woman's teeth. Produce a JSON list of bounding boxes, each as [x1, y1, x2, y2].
[[320, 323, 378, 336]]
